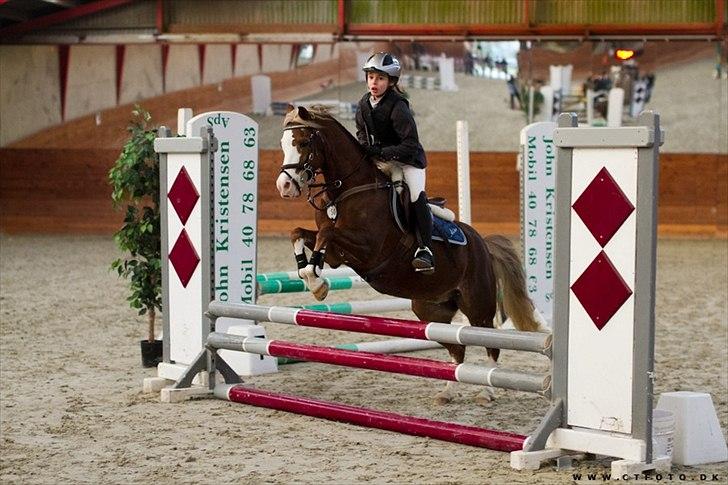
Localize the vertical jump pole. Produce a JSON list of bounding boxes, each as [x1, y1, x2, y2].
[[456, 120, 471, 225], [528, 85, 535, 124], [155, 125, 215, 384]]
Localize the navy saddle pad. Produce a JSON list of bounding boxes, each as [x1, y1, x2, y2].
[[432, 217, 467, 246]]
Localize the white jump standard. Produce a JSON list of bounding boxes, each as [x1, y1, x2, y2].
[[511, 111, 665, 473]]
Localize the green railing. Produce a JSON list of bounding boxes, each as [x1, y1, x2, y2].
[[160, 0, 721, 35], [348, 0, 524, 25], [531, 0, 718, 25]]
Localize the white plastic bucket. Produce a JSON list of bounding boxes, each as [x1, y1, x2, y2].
[[653, 409, 676, 459]]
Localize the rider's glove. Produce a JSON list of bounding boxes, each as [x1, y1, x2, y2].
[[366, 144, 382, 158]]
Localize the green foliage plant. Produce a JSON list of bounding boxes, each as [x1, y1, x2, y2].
[[109, 106, 161, 343]]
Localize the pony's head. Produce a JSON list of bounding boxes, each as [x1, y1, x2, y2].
[[276, 105, 328, 198]]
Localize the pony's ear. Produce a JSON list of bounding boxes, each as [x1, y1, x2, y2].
[[298, 106, 312, 120], [286, 104, 295, 113]]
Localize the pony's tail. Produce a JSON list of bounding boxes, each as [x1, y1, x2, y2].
[[483, 235, 540, 332]]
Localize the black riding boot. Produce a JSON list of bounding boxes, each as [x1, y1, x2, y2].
[[411, 192, 435, 274]]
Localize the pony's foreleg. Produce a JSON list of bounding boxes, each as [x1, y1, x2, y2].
[[290, 228, 317, 278], [299, 224, 334, 301], [301, 225, 374, 301]]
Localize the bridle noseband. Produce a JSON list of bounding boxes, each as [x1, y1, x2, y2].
[[280, 124, 320, 192]]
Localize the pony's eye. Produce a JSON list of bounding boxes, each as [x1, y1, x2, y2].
[[298, 141, 309, 148]]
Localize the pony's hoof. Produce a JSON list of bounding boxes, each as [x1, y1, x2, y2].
[[433, 394, 452, 406], [474, 388, 496, 405], [312, 281, 330, 301], [474, 395, 495, 406]]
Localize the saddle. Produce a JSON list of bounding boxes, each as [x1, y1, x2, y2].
[[377, 163, 467, 247]]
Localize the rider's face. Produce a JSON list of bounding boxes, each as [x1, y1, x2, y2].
[[367, 72, 391, 99]]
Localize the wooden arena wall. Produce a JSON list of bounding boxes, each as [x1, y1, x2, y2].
[[0, 149, 725, 238]]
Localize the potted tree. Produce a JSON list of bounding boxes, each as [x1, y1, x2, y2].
[[109, 107, 163, 367]]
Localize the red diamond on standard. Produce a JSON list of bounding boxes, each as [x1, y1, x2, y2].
[[169, 229, 200, 288], [168, 166, 199, 224], [572, 167, 634, 247], [571, 250, 632, 330]]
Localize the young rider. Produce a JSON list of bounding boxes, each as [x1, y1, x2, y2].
[[355, 52, 435, 274]]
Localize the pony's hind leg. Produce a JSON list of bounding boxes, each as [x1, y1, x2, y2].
[[411, 299, 460, 405], [474, 350, 499, 405], [455, 290, 499, 405]]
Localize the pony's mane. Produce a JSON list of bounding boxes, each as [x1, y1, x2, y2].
[[283, 106, 362, 148]]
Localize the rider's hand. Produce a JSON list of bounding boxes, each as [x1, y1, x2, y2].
[[366, 144, 382, 158]]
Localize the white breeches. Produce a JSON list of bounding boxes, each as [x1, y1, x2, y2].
[[399, 164, 426, 202]]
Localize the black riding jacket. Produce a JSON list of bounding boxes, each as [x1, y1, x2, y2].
[[355, 89, 427, 168]]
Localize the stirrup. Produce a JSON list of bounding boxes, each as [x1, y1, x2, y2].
[[412, 247, 434, 274]]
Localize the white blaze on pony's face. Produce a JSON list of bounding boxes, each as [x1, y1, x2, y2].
[[276, 129, 303, 198]]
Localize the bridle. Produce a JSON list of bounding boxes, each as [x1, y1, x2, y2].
[[280, 123, 372, 212], [279, 124, 320, 193]]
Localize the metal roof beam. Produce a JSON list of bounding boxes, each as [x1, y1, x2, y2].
[[0, 6, 30, 22], [0, 0, 133, 38], [39, 0, 80, 7]]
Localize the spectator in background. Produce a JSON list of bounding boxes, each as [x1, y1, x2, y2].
[[463, 50, 474, 75], [644, 73, 655, 103], [507, 75, 522, 110], [714, 42, 725, 79], [496, 58, 508, 75], [594, 71, 612, 91], [484, 54, 493, 72]]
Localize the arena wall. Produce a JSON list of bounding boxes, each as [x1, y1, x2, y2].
[[0, 42, 364, 147], [1, 149, 725, 237], [0, 45, 62, 146], [119, 45, 164, 105]]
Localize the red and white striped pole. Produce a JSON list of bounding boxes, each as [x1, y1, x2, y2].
[[216, 385, 527, 452], [207, 301, 552, 355], [207, 333, 550, 394]]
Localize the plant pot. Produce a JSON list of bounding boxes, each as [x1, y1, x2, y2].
[[140, 339, 163, 368]]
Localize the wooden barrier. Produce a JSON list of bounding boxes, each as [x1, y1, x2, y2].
[[1, 148, 724, 236]]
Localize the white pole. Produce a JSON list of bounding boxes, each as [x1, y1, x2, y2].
[[456, 120, 471, 225], [352, 339, 441, 353], [528, 85, 535, 124], [586, 89, 595, 126], [607, 88, 625, 127], [257, 266, 358, 281], [540, 85, 554, 122], [177, 108, 192, 136]]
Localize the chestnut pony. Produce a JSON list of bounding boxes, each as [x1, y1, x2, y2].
[[276, 106, 542, 404]]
